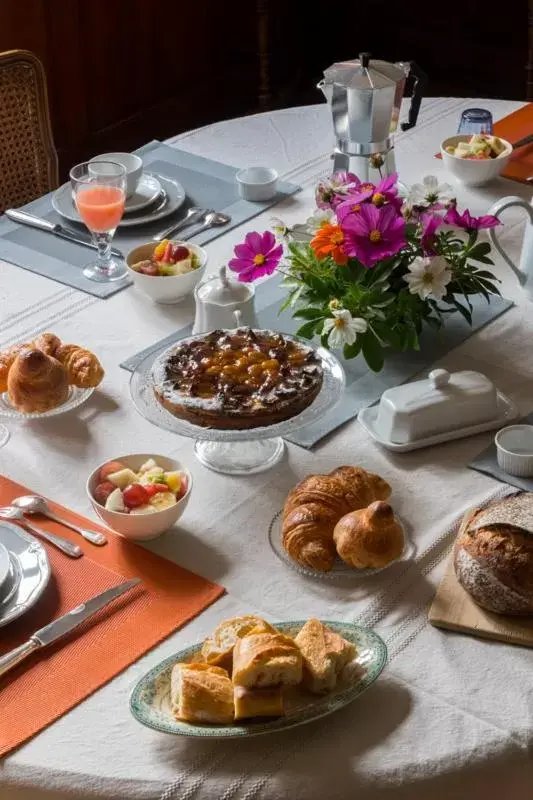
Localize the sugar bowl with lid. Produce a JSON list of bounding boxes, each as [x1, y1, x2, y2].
[[192, 265, 258, 334]]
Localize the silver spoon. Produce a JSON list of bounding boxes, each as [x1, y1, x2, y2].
[[186, 211, 231, 239], [12, 495, 107, 546], [0, 506, 82, 558], [152, 206, 206, 242]]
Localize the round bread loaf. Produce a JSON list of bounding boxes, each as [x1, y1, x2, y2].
[[454, 501, 533, 615]]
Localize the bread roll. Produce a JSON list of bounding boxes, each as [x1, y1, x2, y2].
[[294, 618, 356, 694], [7, 349, 69, 413], [454, 496, 533, 615], [170, 662, 234, 724], [232, 633, 302, 688], [333, 501, 404, 569], [201, 616, 277, 669], [233, 686, 283, 720]]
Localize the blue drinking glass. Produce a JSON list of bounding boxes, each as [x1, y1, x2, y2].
[[457, 108, 493, 135]]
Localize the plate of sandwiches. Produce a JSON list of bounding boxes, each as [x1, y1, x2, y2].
[[129, 615, 387, 738]]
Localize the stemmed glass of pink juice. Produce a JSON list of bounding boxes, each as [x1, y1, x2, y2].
[[70, 161, 127, 283]]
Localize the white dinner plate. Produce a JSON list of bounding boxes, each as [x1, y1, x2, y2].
[[358, 391, 520, 452], [123, 173, 162, 213], [51, 173, 186, 228], [130, 620, 387, 738], [0, 541, 10, 593], [0, 522, 50, 626]]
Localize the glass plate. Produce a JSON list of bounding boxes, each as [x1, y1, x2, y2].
[[0, 386, 94, 419], [268, 509, 415, 581], [129, 338, 345, 443], [129, 620, 387, 738]]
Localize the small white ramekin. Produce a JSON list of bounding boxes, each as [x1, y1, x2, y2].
[[236, 167, 278, 201], [495, 425, 533, 477]]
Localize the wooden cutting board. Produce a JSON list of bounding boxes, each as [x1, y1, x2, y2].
[[429, 553, 533, 647]]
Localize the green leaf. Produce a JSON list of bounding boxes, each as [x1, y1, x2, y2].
[[361, 331, 385, 372], [451, 297, 472, 325], [292, 307, 326, 320], [296, 320, 320, 339], [320, 334, 329, 348], [343, 339, 362, 359]]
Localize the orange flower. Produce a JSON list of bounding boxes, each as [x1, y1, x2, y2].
[[310, 224, 348, 265]]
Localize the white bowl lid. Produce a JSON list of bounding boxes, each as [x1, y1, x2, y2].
[[196, 266, 252, 305]]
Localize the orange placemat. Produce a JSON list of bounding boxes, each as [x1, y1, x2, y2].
[[435, 103, 533, 183], [0, 474, 224, 758]]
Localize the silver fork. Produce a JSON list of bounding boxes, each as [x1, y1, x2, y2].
[[0, 506, 82, 558]]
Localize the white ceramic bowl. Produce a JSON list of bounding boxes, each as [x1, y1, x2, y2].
[[126, 240, 207, 304], [236, 166, 278, 201], [89, 152, 143, 197], [440, 135, 512, 187], [86, 453, 192, 541], [495, 425, 533, 477]]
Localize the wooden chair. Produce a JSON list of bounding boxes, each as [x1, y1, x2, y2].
[[0, 49, 58, 213]]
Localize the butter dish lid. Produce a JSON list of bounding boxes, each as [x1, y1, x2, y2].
[[381, 368, 495, 411], [375, 368, 500, 444]]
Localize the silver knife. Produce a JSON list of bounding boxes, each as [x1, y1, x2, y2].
[[512, 133, 533, 150], [0, 578, 141, 679], [5, 209, 124, 258]]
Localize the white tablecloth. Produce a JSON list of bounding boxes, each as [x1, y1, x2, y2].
[[3, 97, 533, 800]]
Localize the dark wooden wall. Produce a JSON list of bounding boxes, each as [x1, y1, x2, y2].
[[0, 1, 529, 178], [0, 0, 259, 176]]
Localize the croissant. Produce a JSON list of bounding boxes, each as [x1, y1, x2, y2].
[[55, 344, 104, 388], [333, 501, 404, 569], [7, 349, 69, 413], [282, 466, 392, 572], [33, 332, 62, 357]]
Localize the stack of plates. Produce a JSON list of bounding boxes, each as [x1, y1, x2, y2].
[[52, 172, 186, 229], [0, 524, 50, 626]]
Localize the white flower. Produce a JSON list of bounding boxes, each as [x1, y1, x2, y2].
[[306, 208, 335, 232], [406, 175, 455, 209], [270, 217, 290, 241], [404, 256, 452, 301], [323, 310, 367, 349]]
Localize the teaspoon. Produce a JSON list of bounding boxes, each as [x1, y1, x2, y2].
[[186, 211, 231, 239], [153, 206, 206, 242], [12, 495, 107, 546], [0, 506, 82, 558]]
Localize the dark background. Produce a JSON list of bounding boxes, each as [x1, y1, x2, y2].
[[0, 0, 529, 177]]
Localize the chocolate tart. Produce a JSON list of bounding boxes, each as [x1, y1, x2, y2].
[[151, 328, 324, 430]]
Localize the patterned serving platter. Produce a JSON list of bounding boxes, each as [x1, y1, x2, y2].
[[129, 620, 387, 738]]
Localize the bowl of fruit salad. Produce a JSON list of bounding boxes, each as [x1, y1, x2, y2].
[[87, 454, 192, 540], [440, 134, 512, 187], [126, 239, 207, 304]]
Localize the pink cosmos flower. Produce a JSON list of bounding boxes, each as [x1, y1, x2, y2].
[[336, 173, 400, 223], [443, 205, 501, 232], [315, 171, 361, 209], [341, 203, 406, 268], [228, 231, 283, 282], [420, 213, 443, 255]]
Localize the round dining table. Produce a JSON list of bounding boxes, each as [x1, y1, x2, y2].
[[3, 96, 533, 800]]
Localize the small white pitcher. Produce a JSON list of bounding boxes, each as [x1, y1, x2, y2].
[[488, 195, 533, 299]]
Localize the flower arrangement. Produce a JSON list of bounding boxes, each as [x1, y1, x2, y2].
[[228, 172, 501, 372]]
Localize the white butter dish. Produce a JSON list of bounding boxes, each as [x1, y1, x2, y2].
[[358, 368, 519, 452]]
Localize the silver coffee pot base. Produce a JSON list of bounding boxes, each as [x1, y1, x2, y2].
[[332, 148, 397, 183]]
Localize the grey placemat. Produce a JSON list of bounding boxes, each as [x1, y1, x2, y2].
[[469, 412, 533, 491], [120, 273, 513, 449], [0, 140, 300, 299]]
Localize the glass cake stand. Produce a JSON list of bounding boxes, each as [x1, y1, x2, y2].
[[129, 344, 345, 475]]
